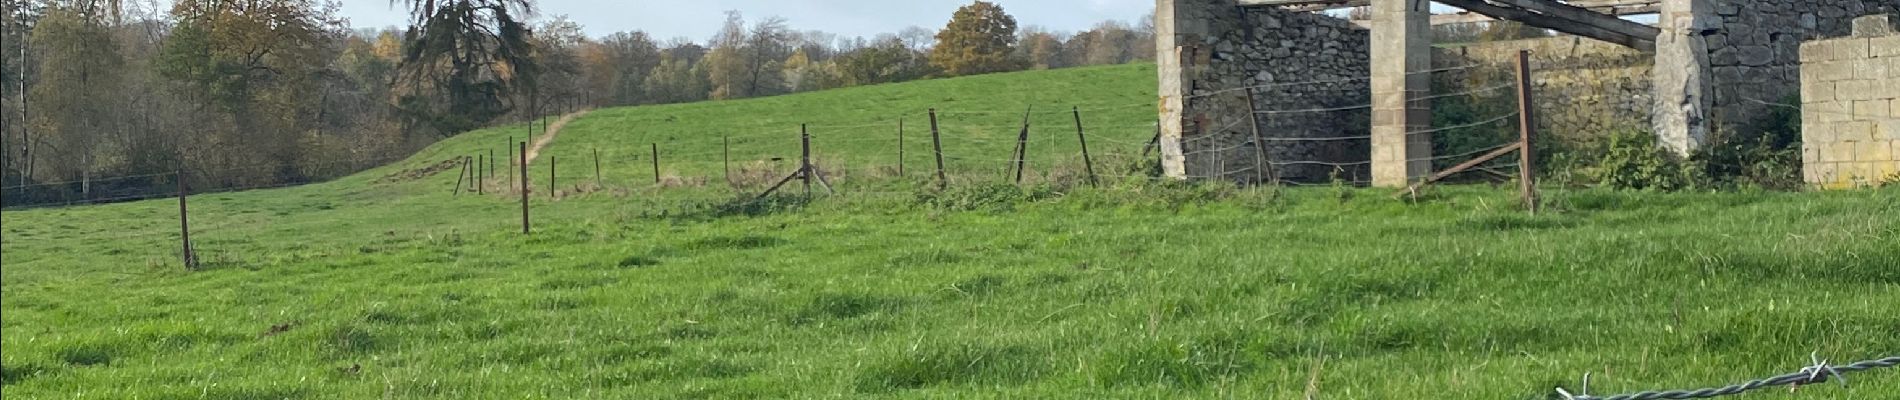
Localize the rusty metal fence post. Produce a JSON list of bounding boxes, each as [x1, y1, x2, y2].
[[1515, 50, 1540, 215]]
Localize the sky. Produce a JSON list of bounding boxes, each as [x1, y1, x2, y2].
[[333, 0, 1157, 42]]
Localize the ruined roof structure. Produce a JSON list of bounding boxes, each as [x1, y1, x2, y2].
[[1155, 0, 1896, 185]]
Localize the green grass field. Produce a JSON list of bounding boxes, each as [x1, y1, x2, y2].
[[4, 64, 1899, 399]]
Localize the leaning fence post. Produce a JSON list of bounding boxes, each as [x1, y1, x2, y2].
[[1012, 106, 1032, 184], [929, 109, 947, 188], [453, 156, 469, 195], [520, 141, 530, 234], [177, 170, 197, 270], [1244, 88, 1279, 186], [651, 143, 661, 185], [593, 148, 602, 186], [807, 126, 837, 195], [1072, 107, 1099, 186], [1514, 49, 1541, 215]]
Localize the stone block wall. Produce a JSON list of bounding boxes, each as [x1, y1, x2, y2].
[[1799, 16, 1900, 188], [1706, 0, 1892, 131], [1159, 0, 1371, 183], [1440, 38, 1655, 146]]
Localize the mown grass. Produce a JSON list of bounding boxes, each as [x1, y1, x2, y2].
[[539, 63, 1160, 190], [3, 64, 1899, 398]]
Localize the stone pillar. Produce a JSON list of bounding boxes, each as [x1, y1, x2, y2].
[[1155, 0, 1199, 180], [1369, 0, 1432, 187], [1652, 0, 1715, 156]]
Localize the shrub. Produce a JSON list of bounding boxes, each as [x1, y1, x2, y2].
[[1588, 129, 1704, 191], [1694, 96, 1803, 190]]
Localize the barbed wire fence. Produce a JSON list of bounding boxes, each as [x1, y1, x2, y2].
[[0, 53, 1553, 271], [1556, 353, 1900, 400], [0, 153, 422, 209], [18, 49, 1841, 277]]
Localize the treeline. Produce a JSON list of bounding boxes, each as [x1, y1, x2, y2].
[[554, 3, 1155, 107], [0, 0, 485, 205], [0, 0, 1553, 207], [0, 0, 1153, 206]]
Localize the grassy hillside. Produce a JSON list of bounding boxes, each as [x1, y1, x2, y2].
[[4, 64, 1899, 398], [426, 63, 1161, 195]]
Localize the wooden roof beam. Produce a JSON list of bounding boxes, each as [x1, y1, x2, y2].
[[1435, 0, 1657, 51], [1347, 4, 1659, 27], [1488, 0, 1661, 39], [1239, 0, 1660, 15]]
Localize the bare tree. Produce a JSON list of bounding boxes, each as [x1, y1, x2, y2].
[[897, 25, 934, 52], [743, 15, 792, 97]]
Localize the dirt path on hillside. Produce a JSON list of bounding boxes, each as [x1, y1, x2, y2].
[[523, 110, 591, 165]]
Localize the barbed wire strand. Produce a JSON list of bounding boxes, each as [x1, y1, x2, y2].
[[1187, 63, 1493, 100], [1559, 354, 1900, 400]]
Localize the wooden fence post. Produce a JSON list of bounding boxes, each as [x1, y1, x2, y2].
[[477, 154, 485, 194], [723, 136, 732, 186], [1515, 50, 1540, 215], [549, 155, 557, 199], [520, 141, 529, 234], [453, 156, 469, 195], [1012, 106, 1032, 184], [507, 137, 515, 189], [897, 118, 906, 177], [651, 143, 661, 185], [488, 148, 495, 179], [177, 170, 197, 270], [1244, 88, 1278, 186], [923, 108, 946, 188], [1072, 107, 1098, 186], [801, 124, 812, 197], [593, 148, 602, 186]]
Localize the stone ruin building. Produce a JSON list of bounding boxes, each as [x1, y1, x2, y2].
[[1154, 0, 1898, 187]]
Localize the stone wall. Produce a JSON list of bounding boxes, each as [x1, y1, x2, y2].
[[1799, 15, 1900, 188], [1159, 0, 1371, 183], [1706, 0, 1893, 132], [1439, 37, 1654, 146]]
